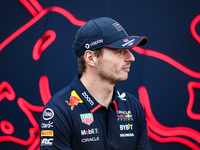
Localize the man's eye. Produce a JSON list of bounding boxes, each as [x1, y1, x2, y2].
[[117, 50, 123, 54]]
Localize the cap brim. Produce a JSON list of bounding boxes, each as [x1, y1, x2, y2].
[[105, 36, 147, 49]]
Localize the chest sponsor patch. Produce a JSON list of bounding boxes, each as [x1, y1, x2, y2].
[[117, 110, 133, 121], [81, 137, 99, 143], [120, 133, 134, 137], [80, 113, 94, 125], [119, 124, 134, 138], [81, 128, 99, 135], [120, 123, 133, 131]]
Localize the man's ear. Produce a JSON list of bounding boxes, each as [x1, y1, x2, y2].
[[84, 50, 96, 67]]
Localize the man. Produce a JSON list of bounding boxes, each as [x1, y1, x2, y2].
[[40, 17, 151, 150]]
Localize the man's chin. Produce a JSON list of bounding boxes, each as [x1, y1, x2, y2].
[[112, 75, 128, 84]]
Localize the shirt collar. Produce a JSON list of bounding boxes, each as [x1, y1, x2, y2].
[[71, 74, 118, 113]]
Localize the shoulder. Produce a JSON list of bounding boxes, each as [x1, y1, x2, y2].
[[116, 88, 144, 113], [51, 85, 71, 102], [43, 85, 73, 114], [41, 85, 75, 128], [116, 88, 140, 104]]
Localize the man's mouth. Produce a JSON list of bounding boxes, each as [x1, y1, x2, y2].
[[122, 66, 131, 73]]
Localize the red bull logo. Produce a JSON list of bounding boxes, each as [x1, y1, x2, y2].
[[65, 90, 83, 110]]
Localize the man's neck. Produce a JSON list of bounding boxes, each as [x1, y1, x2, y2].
[[80, 72, 115, 109]]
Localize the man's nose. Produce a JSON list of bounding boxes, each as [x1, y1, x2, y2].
[[125, 49, 135, 62]]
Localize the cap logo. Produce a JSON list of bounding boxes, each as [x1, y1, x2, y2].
[[113, 22, 124, 31], [85, 39, 103, 49], [122, 39, 135, 47], [85, 44, 90, 49], [123, 39, 129, 43]]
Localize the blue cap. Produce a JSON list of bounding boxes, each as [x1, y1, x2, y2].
[[73, 17, 147, 57]]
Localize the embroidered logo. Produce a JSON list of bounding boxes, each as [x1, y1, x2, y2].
[[117, 91, 126, 101], [85, 39, 103, 49], [113, 22, 124, 31], [41, 130, 54, 137], [43, 108, 54, 120], [117, 110, 133, 121], [80, 113, 94, 125], [66, 90, 83, 110], [122, 39, 135, 47]]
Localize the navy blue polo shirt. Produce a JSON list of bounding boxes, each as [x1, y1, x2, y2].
[[40, 74, 151, 150]]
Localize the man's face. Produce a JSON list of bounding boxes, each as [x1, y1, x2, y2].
[[96, 47, 135, 84]]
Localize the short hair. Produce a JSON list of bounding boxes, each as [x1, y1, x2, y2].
[[78, 48, 102, 72]]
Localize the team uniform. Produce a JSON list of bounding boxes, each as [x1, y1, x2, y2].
[[40, 74, 151, 150]]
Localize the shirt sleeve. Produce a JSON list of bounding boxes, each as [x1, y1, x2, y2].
[[136, 102, 152, 150], [40, 102, 73, 150]]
